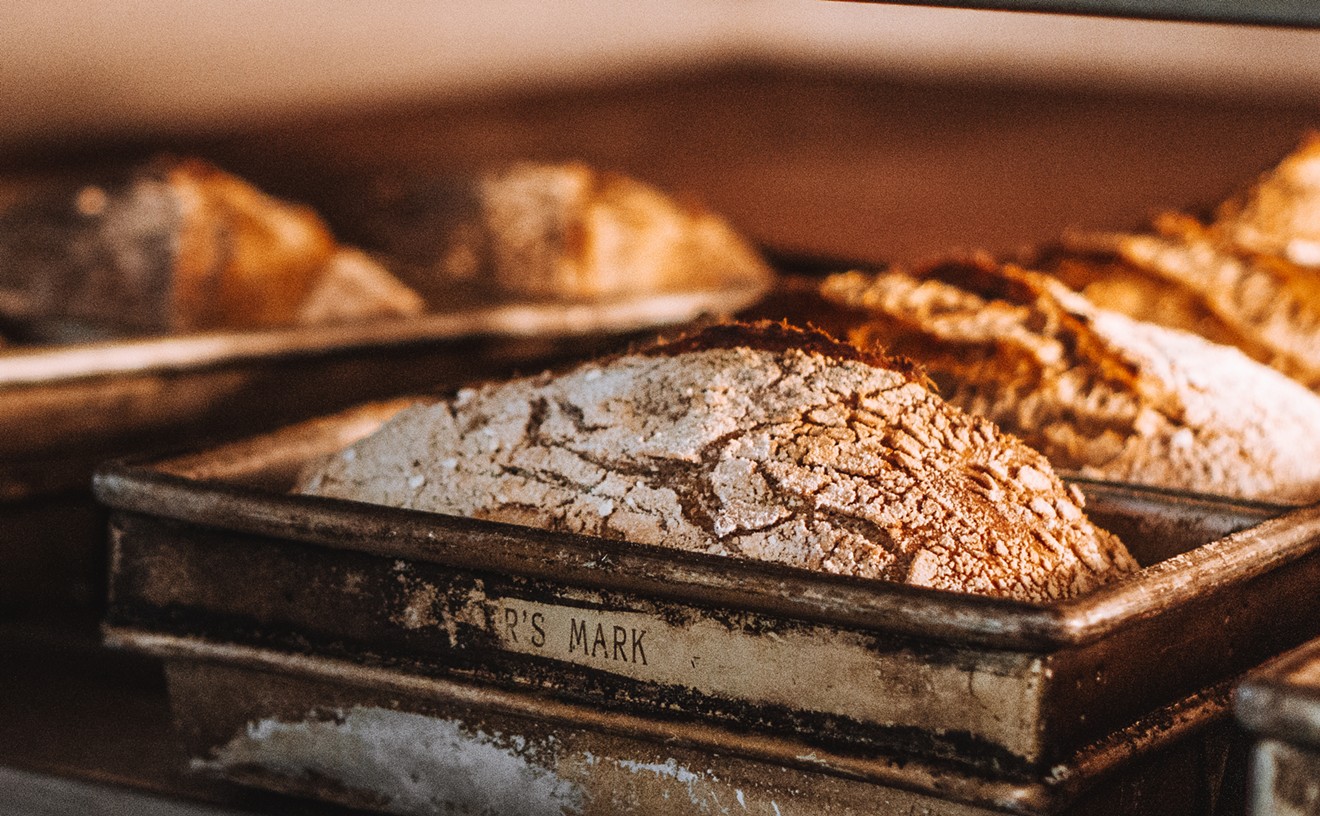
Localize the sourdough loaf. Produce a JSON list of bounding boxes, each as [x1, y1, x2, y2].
[[300, 322, 1136, 602], [304, 162, 773, 306], [1047, 134, 1320, 389], [0, 158, 423, 336], [820, 257, 1320, 503]]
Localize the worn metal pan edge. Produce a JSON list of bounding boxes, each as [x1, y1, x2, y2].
[[94, 454, 1320, 651], [106, 627, 1231, 816], [0, 287, 762, 388], [1237, 640, 1320, 750], [95, 460, 1056, 649], [1062, 474, 1293, 520], [1049, 503, 1320, 639]]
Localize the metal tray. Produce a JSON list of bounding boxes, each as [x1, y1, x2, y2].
[[97, 403, 1320, 798], [142, 643, 1245, 816], [0, 288, 759, 610], [838, 0, 1320, 28], [1236, 637, 1320, 816]]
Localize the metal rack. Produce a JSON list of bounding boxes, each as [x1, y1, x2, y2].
[[844, 0, 1320, 28]]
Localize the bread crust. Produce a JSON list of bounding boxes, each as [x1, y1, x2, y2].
[[311, 162, 773, 307], [820, 257, 1320, 503], [0, 158, 424, 336], [300, 321, 1135, 603], [1047, 134, 1320, 389]]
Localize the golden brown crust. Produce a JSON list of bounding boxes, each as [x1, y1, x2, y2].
[[1046, 133, 1320, 389], [389, 161, 774, 305], [819, 258, 1320, 503], [643, 320, 929, 387], [0, 157, 423, 338], [168, 158, 340, 330]]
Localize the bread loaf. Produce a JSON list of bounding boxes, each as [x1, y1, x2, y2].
[[1046, 134, 1320, 389], [0, 158, 423, 337], [300, 322, 1136, 602], [305, 162, 773, 306], [820, 256, 1320, 503]]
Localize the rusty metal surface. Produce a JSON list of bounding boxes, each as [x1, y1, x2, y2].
[[146, 643, 1246, 816], [97, 404, 1320, 789]]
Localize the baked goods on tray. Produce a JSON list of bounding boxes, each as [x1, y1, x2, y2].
[[305, 161, 774, 307], [0, 158, 424, 338], [300, 321, 1136, 602], [818, 256, 1320, 504], [0, 159, 771, 341], [1043, 134, 1320, 390]]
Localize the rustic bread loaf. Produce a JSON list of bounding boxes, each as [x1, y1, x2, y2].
[[820, 256, 1320, 504], [304, 161, 774, 307], [1045, 134, 1320, 389], [300, 322, 1136, 602], [0, 158, 423, 336]]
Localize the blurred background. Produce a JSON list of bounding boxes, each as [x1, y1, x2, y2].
[[4, 0, 1320, 149], [3, 0, 1320, 262], [1, 0, 1319, 272]]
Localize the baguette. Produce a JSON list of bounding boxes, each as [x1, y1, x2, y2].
[[300, 321, 1136, 602]]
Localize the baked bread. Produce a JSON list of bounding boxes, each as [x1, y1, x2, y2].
[[300, 322, 1136, 602], [819, 256, 1320, 504], [0, 158, 423, 337], [304, 161, 774, 307], [1046, 134, 1320, 389]]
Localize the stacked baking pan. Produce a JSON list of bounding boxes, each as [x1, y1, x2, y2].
[[39, 132, 1320, 816], [94, 397, 1320, 814]]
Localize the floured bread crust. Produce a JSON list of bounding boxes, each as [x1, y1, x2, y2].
[[300, 322, 1135, 603], [1049, 134, 1320, 389], [821, 257, 1320, 503]]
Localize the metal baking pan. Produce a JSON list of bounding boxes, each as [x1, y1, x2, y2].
[[1236, 637, 1320, 816], [98, 402, 1319, 794], [138, 642, 1244, 816], [0, 288, 759, 611]]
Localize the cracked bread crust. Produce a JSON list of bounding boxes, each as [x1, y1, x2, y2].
[[1048, 134, 1320, 389], [821, 257, 1320, 504], [299, 322, 1135, 603]]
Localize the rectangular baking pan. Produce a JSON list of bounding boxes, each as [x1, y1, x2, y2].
[[0, 288, 758, 611], [137, 642, 1245, 816], [1236, 637, 1320, 816], [98, 402, 1318, 786]]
